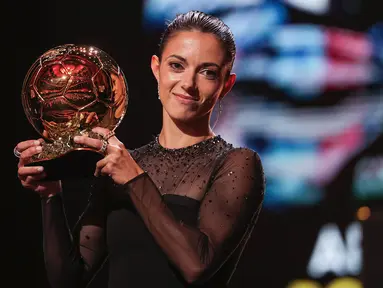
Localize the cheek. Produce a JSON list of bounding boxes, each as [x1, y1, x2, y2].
[[168, 73, 182, 82], [200, 81, 222, 100], [159, 69, 180, 89]]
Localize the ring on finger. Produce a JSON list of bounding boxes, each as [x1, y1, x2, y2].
[[99, 139, 108, 155], [14, 146, 21, 158], [104, 131, 115, 141]]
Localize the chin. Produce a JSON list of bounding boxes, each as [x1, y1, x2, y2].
[[164, 105, 194, 121], [170, 112, 195, 123], [164, 98, 209, 124]]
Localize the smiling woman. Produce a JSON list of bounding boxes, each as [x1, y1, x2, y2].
[[151, 12, 237, 142], [15, 10, 266, 288], [151, 30, 236, 128]]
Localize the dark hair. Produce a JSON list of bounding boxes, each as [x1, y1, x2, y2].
[[158, 10, 236, 71]]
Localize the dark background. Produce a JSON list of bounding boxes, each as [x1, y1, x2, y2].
[[6, 0, 383, 287]]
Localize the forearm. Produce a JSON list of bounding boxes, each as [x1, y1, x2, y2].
[[41, 194, 85, 288], [125, 174, 214, 283]]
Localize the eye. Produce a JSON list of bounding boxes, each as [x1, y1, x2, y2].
[[201, 69, 218, 80], [169, 62, 184, 71]]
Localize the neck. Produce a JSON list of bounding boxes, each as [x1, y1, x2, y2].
[[159, 110, 215, 149]]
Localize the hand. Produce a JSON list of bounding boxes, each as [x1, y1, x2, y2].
[[73, 127, 144, 185], [16, 139, 62, 197]]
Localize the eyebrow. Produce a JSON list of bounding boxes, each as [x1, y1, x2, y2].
[[166, 54, 221, 69]]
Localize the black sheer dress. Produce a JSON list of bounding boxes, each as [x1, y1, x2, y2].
[[41, 135, 265, 288]]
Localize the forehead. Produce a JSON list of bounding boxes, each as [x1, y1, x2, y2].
[[162, 31, 226, 65]]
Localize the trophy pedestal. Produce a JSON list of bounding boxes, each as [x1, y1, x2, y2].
[[26, 150, 104, 181]]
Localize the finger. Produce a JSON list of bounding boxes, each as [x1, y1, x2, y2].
[[23, 173, 48, 184], [92, 127, 121, 146], [100, 163, 112, 176], [94, 166, 102, 177], [18, 166, 44, 177], [16, 139, 42, 153], [21, 180, 38, 190], [106, 135, 121, 146], [19, 145, 42, 163], [92, 127, 110, 137], [94, 157, 109, 177], [74, 135, 103, 150], [21, 173, 48, 190]]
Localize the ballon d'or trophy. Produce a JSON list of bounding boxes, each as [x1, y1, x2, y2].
[[21, 44, 128, 180]]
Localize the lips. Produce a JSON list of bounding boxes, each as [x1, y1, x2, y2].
[[173, 93, 199, 101]]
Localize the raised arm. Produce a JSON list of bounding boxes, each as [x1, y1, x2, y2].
[[124, 148, 265, 284], [41, 177, 108, 288]]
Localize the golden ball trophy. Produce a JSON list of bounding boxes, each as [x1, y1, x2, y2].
[[21, 44, 128, 180]]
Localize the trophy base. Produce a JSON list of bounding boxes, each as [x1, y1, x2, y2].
[[26, 149, 104, 181]]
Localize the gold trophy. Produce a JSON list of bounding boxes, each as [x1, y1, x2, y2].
[[21, 44, 128, 180]]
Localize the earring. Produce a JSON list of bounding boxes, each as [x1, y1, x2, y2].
[[157, 84, 160, 100], [212, 99, 223, 130], [219, 99, 223, 114]]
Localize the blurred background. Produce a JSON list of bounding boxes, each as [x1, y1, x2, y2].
[[9, 0, 383, 287]]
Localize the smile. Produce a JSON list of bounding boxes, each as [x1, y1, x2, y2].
[[173, 93, 199, 103]]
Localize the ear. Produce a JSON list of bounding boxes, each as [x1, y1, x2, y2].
[[219, 73, 236, 100], [151, 55, 160, 82]]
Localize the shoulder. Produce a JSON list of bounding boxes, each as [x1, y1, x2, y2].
[[217, 139, 263, 169], [214, 139, 264, 179], [212, 143, 266, 198], [226, 146, 262, 162]]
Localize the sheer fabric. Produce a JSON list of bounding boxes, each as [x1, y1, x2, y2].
[[41, 135, 265, 288]]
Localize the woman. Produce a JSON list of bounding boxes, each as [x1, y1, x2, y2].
[[16, 11, 265, 288]]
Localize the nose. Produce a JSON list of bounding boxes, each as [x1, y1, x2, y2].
[[181, 70, 197, 94]]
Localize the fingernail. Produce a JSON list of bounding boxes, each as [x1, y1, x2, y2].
[[36, 167, 44, 172], [74, 136, 80, 142], [34, 140, 40, 145], [36, 146, 42, 152]]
